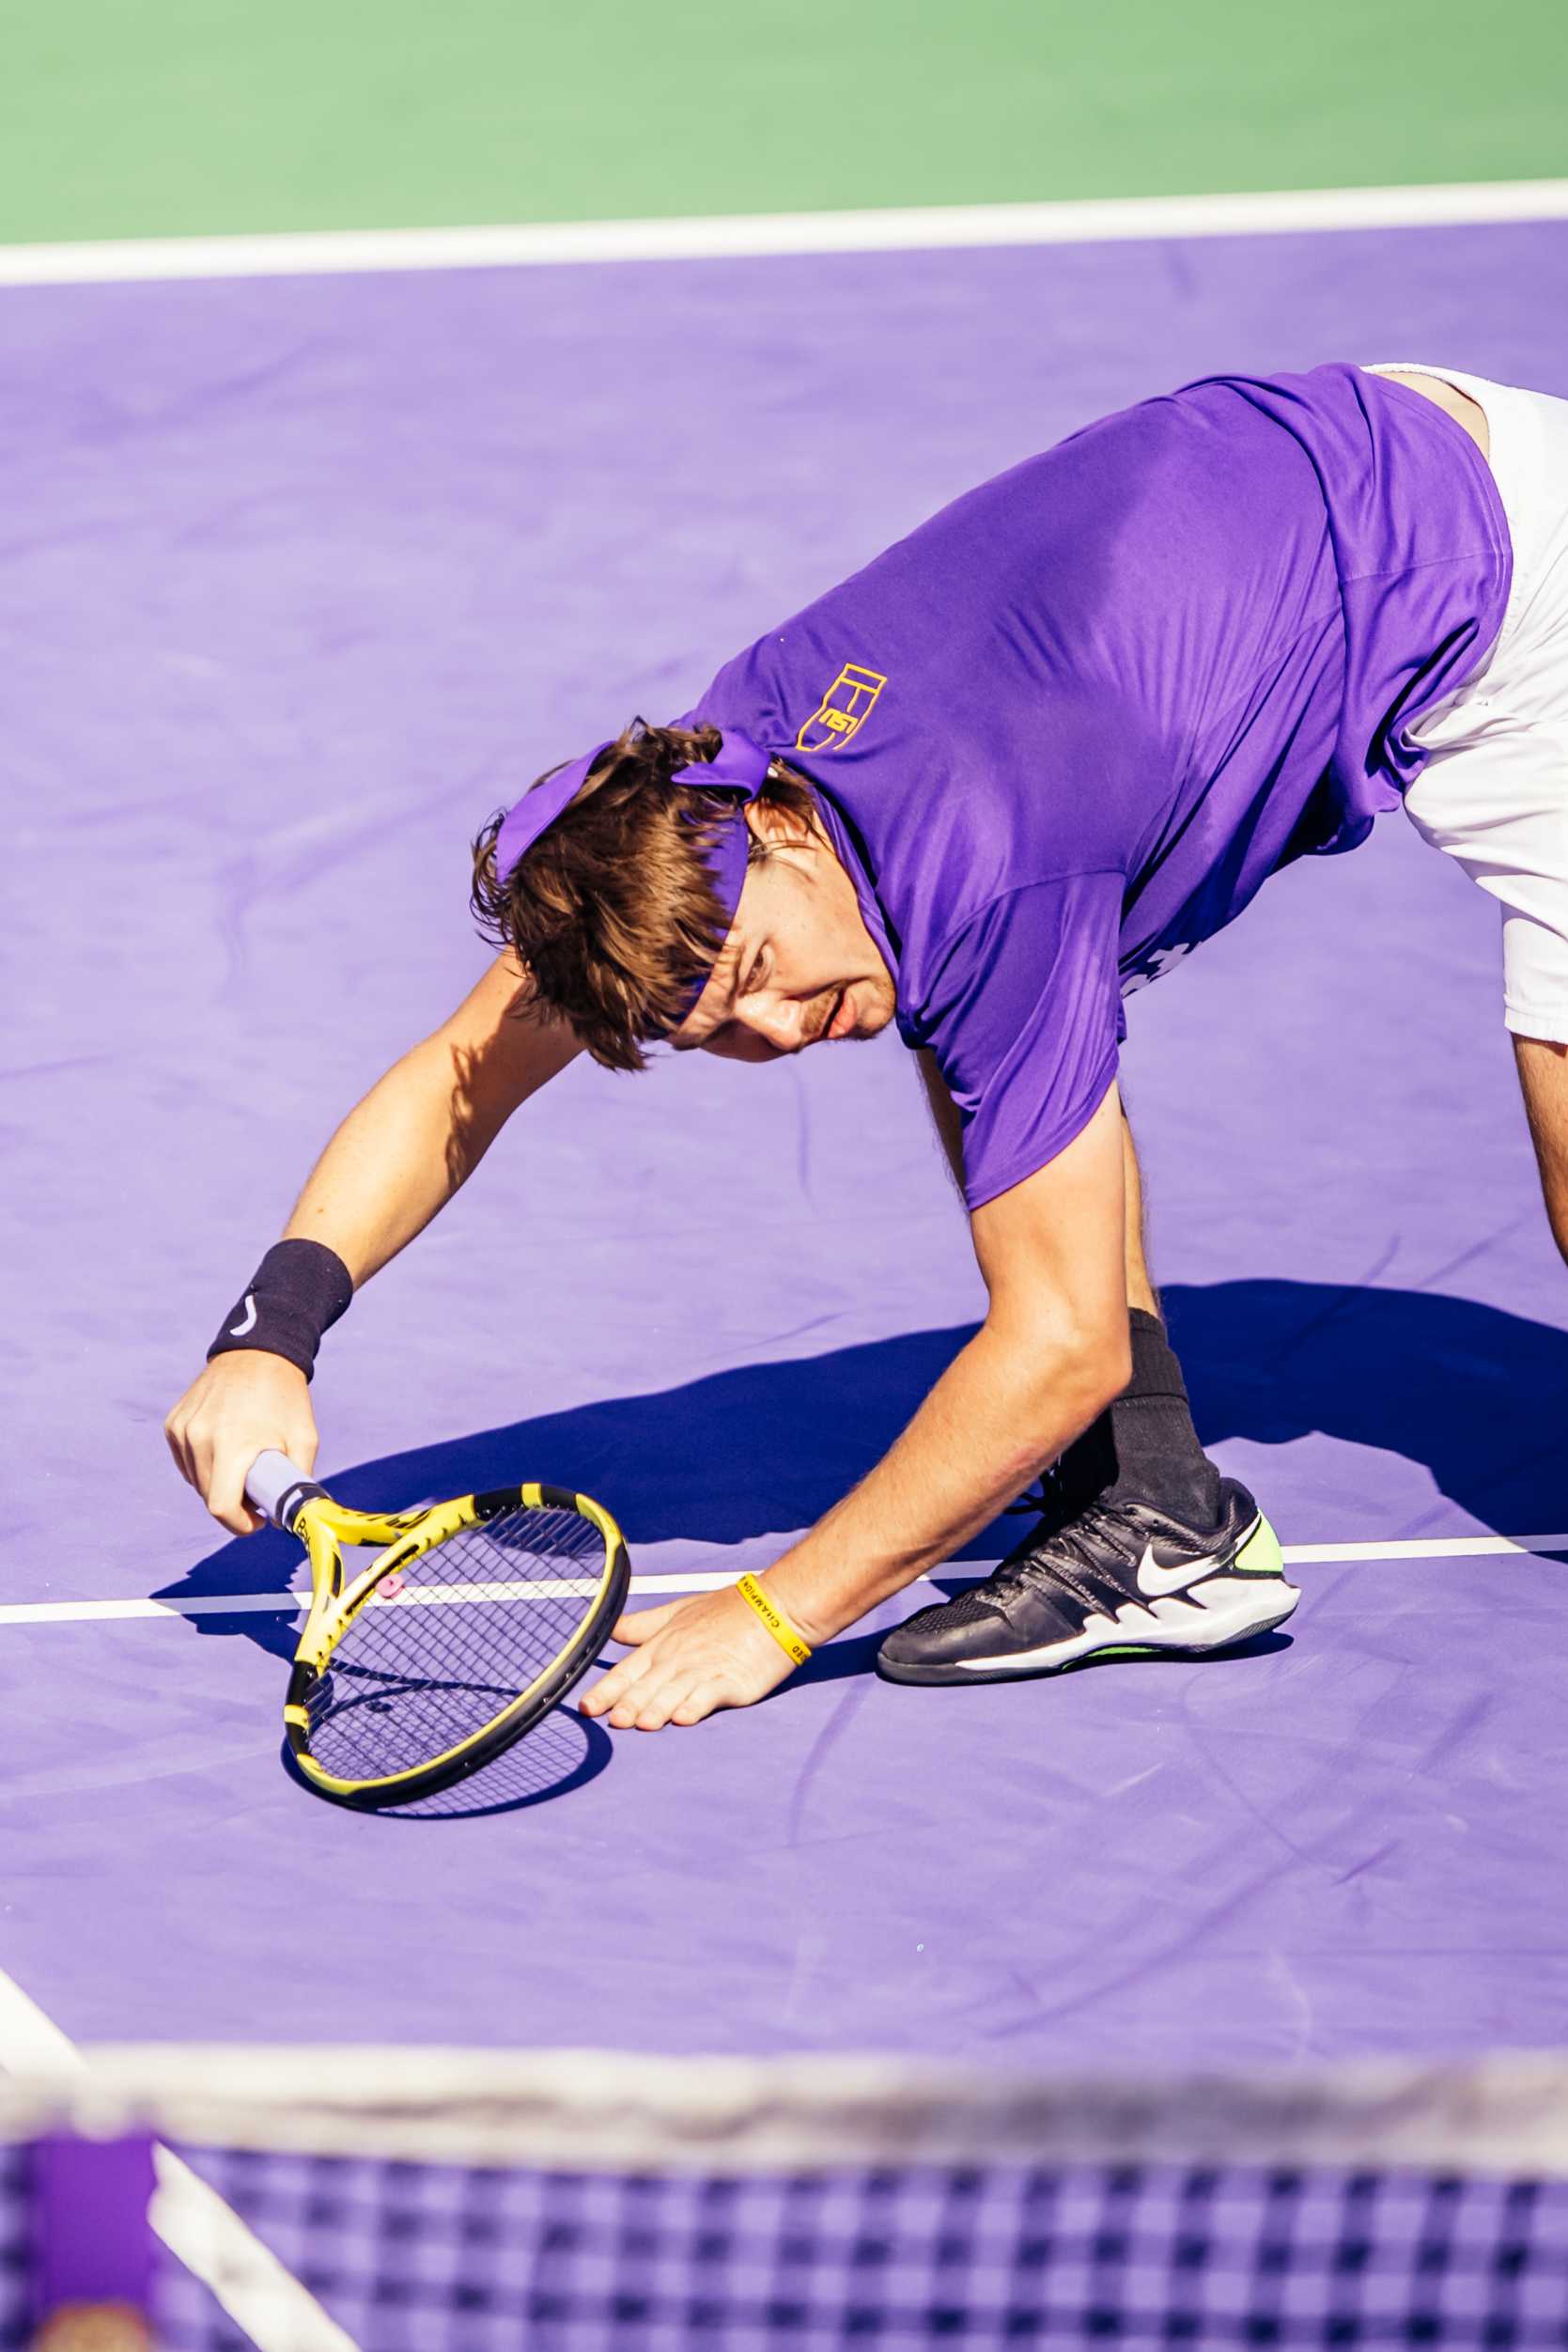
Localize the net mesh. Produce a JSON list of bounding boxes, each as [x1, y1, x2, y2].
[[0, 2148, 34, 2349], [150, 2150, 1568, 2352], [11, 2054, 1568, 2352], [305, 1504, 611, 1783]]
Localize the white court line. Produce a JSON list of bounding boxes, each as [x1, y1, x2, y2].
[[1, 179, 1566, 288], [1, 1535, 1565, 1628], [0, 1572, 737, 1626], [0, 1977, 358, 2350], [1283, 1534, 1568, 1563]]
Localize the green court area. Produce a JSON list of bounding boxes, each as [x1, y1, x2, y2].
[[4, 0, 1566, 245]]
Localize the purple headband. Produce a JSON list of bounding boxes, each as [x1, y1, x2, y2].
[[491, 726, 775, 1025]]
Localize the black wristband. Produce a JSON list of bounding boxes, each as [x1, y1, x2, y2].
[[208, 1240, 353, 1382]]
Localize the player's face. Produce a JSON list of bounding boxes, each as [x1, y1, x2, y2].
[[670, 814, 897, 1064]]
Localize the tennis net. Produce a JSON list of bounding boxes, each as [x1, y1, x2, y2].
[[11, 2048, 1568, 2350]]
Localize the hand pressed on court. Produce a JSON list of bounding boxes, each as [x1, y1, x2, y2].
[[581, 1584, 800, 1730], [163, 1352, 318, 1536]]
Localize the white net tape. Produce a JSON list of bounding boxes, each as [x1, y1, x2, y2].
[[19, 2047, 1568, 2177]]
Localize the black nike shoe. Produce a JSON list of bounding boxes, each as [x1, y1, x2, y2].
[[877, 1477, 1298, 1686]]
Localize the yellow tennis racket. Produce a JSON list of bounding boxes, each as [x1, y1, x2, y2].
[[244, 1453, 630, 1808]]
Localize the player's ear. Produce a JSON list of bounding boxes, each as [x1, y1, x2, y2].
[[744, 797, 816, 853]]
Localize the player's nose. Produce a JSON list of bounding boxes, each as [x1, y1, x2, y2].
[[746, 996, 805, 1052]]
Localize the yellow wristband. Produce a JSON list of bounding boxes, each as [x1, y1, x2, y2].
[[736, 1574, 813, 1666]]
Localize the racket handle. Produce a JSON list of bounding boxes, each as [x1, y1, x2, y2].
[[245, 1450, 324, 1532]]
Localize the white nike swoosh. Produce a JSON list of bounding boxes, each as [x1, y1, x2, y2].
[[228, 1293, 258, 1338], [1134, 1540, 1218, 1598]]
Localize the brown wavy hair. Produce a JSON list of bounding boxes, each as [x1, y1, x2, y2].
[[471, 721, 819, 1071]]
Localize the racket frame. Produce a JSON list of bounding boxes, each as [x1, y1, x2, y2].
[[277, 1482, 629, 1808]]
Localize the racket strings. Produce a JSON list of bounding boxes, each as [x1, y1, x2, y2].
[[304, 1505, 613, 1784]]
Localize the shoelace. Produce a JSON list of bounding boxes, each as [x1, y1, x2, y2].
[[989, 1496, 1150, 1613]]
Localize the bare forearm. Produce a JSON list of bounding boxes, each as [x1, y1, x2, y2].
[[284, 966, 580, 1285], [765, 1319, 1124, 1643], [282, 1036, 491, 1283], [579, 1087, 1130, 1729]]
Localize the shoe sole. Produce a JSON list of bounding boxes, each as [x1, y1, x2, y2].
[[876, 1513, 1299, 1688]]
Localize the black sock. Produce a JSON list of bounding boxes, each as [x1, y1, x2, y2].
[[1054, 1309, 1221, 1528]]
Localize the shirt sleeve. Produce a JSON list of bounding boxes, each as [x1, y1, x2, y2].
[[910, 873, 1125, 1212]]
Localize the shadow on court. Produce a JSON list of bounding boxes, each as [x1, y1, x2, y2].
[[785, 1625, 1296, 1690], [279, 1704, 615, 1820], [158, 1271, 1568, 1676]]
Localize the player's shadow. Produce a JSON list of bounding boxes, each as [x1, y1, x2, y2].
[[157, 1273, 1568, 1698]]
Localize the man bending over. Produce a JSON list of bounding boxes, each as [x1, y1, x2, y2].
[[166, 360, 1568, 1730]]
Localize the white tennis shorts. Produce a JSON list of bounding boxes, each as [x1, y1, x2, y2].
[[1363, 361, 1568, 1043]]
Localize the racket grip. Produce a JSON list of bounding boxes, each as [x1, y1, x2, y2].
[[245, 1450, 323, 1532]]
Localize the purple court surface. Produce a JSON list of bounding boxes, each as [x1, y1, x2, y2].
[[6, 221, 1568, 2069]]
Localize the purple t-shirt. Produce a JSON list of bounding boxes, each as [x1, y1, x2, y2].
[[687, 365, 1511, 1209]]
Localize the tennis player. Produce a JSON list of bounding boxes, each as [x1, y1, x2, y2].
[[166, 361, 1568, 1730]]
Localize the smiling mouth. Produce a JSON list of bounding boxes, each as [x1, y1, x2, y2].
[[824, 988, 854, 1042]]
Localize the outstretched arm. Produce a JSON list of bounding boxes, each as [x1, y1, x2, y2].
[[165, 955, 580, 1531], [582, 1083, 1132, 1729], [1514, 1036, 1568, 1267], [277, 954, 580, 1284]]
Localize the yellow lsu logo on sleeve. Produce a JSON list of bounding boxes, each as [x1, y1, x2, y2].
[[795, 663, 888, 755]]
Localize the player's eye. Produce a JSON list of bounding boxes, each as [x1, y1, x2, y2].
[[742, 949, 768, 995]]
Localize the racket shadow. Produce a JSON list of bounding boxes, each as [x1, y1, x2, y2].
[[279, 1699, 613, 1819]]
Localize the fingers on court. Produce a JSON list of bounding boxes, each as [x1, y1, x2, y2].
[[580, 1657, 638, 1717], [638, 1675, 734, 1730], [670, 1683, 727, 1726], [617, 1676, 692, 1731], [584, 1657, 725, 1731], [585, 1653, 676, 1727]]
